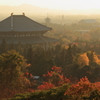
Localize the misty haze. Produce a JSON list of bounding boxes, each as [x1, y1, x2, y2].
[[1, 0, 100, 100], [1, 4, 100, 22]]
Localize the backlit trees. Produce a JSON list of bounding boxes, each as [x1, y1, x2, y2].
[[0, 50, 29, 89]]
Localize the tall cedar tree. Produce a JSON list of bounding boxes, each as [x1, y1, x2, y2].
[[67, 44, 74, 64]]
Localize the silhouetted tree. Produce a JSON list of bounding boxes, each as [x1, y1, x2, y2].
[[67, 44, 74, 64], [0, 38, 8, 53]]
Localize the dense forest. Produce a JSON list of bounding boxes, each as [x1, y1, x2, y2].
[[1, 21, 100, 100]]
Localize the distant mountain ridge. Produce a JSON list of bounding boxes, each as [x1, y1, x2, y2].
[[1, 4, 100, 16], [0, 4, 66, 15]]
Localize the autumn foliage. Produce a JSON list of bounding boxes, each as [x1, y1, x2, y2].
[[0, 50, 34, 99], [77, 53, 89, 68], [41, 66, 70, 87], [1, 49, 100, 100]]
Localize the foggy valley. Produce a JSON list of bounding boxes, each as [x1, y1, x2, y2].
[[1, 2, 100, 100]]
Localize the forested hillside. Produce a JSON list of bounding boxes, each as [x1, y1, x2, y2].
[[1, 21, 100, 99]]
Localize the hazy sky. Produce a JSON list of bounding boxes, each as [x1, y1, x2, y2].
[[0, 0, 100, 10]]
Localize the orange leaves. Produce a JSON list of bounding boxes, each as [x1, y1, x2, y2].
[[25, 72, 29, 77], [42, 66, 70, 86], [64, 76, 97, 99], [38, 82, 55, 90], [43, 66, 61, 78], [93, 54, 100, 64], [87, 51, 100, 65], [51, 66, 62, 73], [77, 53, 89, 68]]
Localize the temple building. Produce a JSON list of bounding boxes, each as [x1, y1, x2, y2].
[[45, 17, 51, 25], [44, 13, 51, 25], [0, 13, 57, 49]]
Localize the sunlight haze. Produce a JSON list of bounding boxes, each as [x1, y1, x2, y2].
[[0, 0, 100, 10]]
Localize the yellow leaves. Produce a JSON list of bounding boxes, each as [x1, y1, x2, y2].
[[93, 54, 100, 64], [87, 51, 100, 65], [62, 45, 69, 49], [77, 52, 100, 68], [77, 53, 89, 68]]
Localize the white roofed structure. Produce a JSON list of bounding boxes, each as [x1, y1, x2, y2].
[[78, 19, 98, 24]]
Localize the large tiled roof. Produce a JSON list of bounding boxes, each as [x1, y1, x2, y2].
[[0, 14, 52, 32]]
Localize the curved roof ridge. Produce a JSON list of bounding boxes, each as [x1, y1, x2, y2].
[[0, 14, 52, 32]]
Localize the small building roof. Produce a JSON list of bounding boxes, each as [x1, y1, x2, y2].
[[0, 14, 52, 32], [33, 76, 40, 79], [74, 30, 90, 33], [79, 19, 98, 24]]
